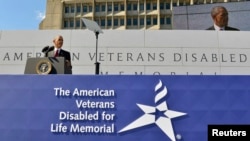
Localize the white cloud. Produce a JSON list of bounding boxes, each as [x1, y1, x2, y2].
[[36, 11, 45, 20]]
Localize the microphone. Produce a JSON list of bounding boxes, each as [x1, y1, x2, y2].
[[42, 46, 54, 57], [42, 46, 50, 53]]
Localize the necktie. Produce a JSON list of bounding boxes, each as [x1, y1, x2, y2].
[[54, 50, 59, 57]]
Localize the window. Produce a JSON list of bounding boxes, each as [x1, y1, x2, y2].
[[160, 3, 164, 10], [152, 3, 157, 10], [101, 5, 106, 11], [64, 21, 68, 28], [165, 3, 170, 9], [76, 5, 81, 13], [140, 18, 144, 25], [127, 3, 132, 11], [133, 3, 137, 11], [70, 6, 75, 13], [153, 17, 157, 25], [114, 4, 119, 11], [107, 19, 112, 26], [133, 18, 138, 26], [121, 4, 124, 11], [70, 20, 74, 28], [101, 19, 105, 26], [114, 19, 118, 26], [83, 6, 87, 12], [76, 20, 80, 28], [65, 6, 69, 13], [166, 17, 171, 24], [127, 18, 132, 26], [146, 17, 151, 25], [160, 17, 165, 24], [108, 4, 112, 12], [146, 3, 151, 10], [95, 5, 100, 12], [140, 3, 144, 11], [120, 19, 124, 25], [89, 6, 92, 12]]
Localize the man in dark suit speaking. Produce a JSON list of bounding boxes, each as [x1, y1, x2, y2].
[[43, 35, 72, 74], [206, 6, 239, 31]]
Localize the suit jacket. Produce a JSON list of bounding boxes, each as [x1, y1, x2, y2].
[[45, 46, 72, 74], [206, 26, 239, 31]]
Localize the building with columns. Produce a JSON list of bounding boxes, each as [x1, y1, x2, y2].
[[39, 0, 249, 30]]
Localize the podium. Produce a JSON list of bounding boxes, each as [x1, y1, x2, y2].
[[24, 57, 67, 74]]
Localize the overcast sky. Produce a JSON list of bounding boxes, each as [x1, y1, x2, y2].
[[0, 0, 46, 30]]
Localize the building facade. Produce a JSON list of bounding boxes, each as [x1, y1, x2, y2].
[[40, 0, 174, 30], [39, 0, 248, 30], [39, 0, 227, 30]]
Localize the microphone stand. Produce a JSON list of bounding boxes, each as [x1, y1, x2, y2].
[[81, 18, 103, 75], [95, 31, 100, 75]]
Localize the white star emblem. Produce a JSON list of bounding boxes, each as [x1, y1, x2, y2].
[[118, 80, 187, 141]]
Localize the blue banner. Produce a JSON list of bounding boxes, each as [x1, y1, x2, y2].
[[0, 75, 250, 141]]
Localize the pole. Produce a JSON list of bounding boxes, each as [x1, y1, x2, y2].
[[95, 31, 100, 75]]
